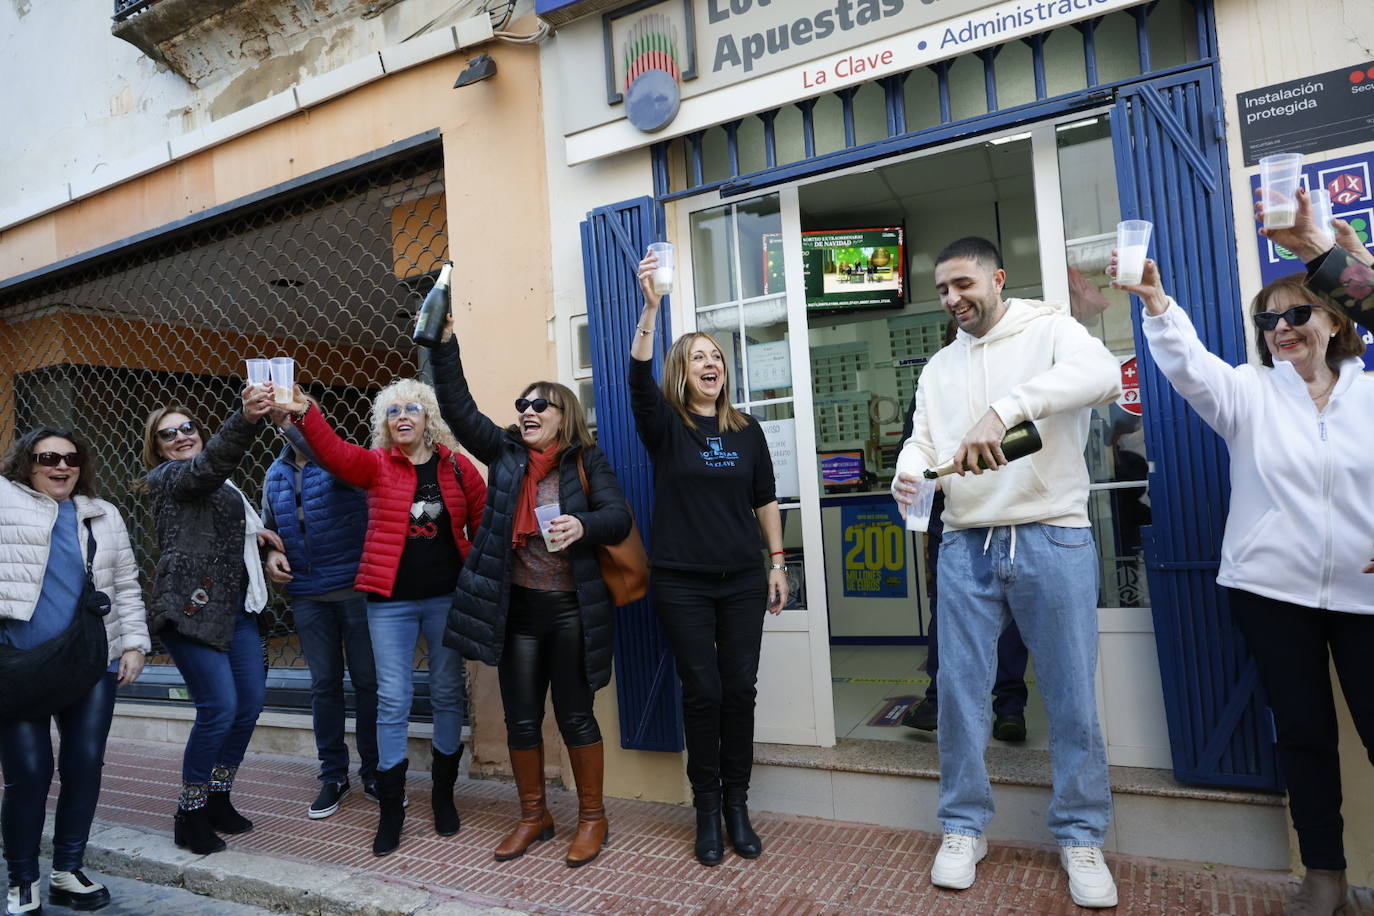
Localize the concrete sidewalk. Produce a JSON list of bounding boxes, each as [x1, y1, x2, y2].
[[29, 737, 1371, 915]]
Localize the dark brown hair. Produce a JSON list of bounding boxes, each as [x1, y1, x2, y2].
[[1252, 273, 1365, 372], [509, 381, 596, 451], [1, 427, 96, 498], [141, 403, 202, 470]]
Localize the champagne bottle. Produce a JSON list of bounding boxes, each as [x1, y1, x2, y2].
[[412, 261, 453, 348], [923, 420, 1042, 479]]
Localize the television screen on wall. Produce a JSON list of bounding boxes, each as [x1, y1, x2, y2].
[[801, 227, 905, 313]]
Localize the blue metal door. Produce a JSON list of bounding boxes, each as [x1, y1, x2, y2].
[[579, 197, 685, 752], [1112, 69, 1282, 790]]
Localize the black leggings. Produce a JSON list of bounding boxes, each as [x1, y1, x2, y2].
[[1228, 589, 1374, 870], [1, 670, 117, 886], [653, 567, 767, 795], [499, 586, 601, 750]]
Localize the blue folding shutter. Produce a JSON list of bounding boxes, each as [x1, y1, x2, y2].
[[1112, 69, 1282, 790], [579, 197, 685, 752]]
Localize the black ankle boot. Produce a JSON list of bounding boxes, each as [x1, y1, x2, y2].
[[693, 791, 724, 867], [722, 788, 762, 858], [430, 746, 463, 837], [207, 791, 253, 835], [372, 760, 409, 857], [174, 806, 227, 855]]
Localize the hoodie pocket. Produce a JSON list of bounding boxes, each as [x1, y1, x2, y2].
[[1225, 507, 1279, 566]]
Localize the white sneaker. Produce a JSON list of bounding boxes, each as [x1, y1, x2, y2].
[[1060, 845, 1118, 908], [930, 833, 988, 890]]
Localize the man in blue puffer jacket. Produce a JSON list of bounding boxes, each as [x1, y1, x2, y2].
[[261, 412, 375, 820]]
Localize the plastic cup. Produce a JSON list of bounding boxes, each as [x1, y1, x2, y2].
[[1114, 220, 1153, 286], [648, 242, 674, 296], [1259, 153, 1304, 229], [1309, 188, 1336, 250], [534, 503, 562, 552], [245, 359, 270, 391], [269, 357, 295, 405], [903, 477, 939, 533]]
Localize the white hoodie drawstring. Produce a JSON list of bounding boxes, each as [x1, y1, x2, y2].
[[981, 525, 1018, 563]]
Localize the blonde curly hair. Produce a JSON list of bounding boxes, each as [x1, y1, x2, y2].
[[370, 378, 459, 452]]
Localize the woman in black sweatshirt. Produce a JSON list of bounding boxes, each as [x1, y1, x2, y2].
[[630, 248, 789, 867]]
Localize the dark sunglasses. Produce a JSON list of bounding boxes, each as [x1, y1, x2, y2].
[[1252, 304, 1315, 332], [31, 451, 87, 468], [515, 397, 560, 414], [155, 420, 200, 443]]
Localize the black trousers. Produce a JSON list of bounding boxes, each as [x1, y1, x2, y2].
[[1228, 589, 1374, 870], [499, 586, 601, 750], [1, 670, 117, 886], [654, 567, 767, 795]]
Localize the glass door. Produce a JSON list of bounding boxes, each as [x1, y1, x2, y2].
[[676, 190, 836, 746]]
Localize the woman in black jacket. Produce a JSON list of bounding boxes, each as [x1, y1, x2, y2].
[[141, 387, 277, 856], [435, 320, 632, 868], [632, 249, 789, 868]]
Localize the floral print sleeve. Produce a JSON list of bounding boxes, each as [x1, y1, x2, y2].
[[1307, 247, 1374, 332]]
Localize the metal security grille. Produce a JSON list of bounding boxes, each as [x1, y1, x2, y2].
[[0, 142, 449, 712]]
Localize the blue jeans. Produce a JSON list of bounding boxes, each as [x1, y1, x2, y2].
[[161, 610, 267, 786], [294, 595, 379, 786], [367, 596, 466, 770], [0, 672, 116, 886], [936, 523, 1111, 846]]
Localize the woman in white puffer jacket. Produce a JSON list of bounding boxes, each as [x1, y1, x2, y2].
[[1111, 258, 1374, 916], [0, 426, 150, 916]]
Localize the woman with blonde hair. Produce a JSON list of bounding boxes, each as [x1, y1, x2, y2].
[[284, 379, 485, 857], [433, 312, 632, 867], [630, 248, 789, 867]]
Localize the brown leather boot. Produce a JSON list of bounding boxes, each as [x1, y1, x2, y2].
[[1284, 868, 1349, 916], [565, 741, 608, 867], [494, 746, 554, 862]]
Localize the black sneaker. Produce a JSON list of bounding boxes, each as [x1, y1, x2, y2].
[[902, 697, 938, 731], [362, 781, 408, 807], [308, 780, 350, 819], [992, 714, 1027, 743]]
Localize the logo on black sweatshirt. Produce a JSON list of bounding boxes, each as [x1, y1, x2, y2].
[[701, 436, 740, 468]]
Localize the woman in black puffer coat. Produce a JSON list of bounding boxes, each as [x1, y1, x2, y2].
[[435, 323, 631, 869]]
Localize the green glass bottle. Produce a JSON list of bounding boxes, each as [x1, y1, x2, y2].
[[923, 420, 1043, 479]]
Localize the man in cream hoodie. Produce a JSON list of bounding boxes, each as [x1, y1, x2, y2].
[[893, 237, 1122, 908]]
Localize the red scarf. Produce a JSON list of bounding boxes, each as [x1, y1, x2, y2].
[[512, 444, 562, 548]]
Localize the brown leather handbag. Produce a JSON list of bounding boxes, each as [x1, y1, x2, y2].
[[576, 455, 649, 606]]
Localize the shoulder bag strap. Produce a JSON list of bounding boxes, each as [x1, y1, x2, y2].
[[82, 517, 97, 580]]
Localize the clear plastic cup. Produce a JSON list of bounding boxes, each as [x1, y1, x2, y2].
[[1114, 220, 1154, 286], [1309, 188, 1336, 250], [245, 359, 270, 391], [534, 503, 562, 552], [1260, 153, 1305, 229], [648, 241, 674, 296], [269, 357, 295, 405], [903, 477, 939, 533]]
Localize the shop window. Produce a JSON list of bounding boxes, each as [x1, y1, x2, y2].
[[851, 80, 888, 147], [571, 313, 595, 429], [993, 39, 1038, 111], [811, 92, 846, 157], [1148, 0, 1202, 71], [902, 67, 943, 134], [690, 203, 738, 305], [946, 54, 989, 123], [700, 126, 732, 184], [774, 103, 808, 166], [736, 114, 769, 176]]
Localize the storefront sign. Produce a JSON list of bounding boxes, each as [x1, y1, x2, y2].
[[759, 417, 800, 500], [840, 498, 907, 598], [1236, 62, 1374, 166], [1248, 149, 1374, 369], [1118, 355, 1141, 417], [558, 0, 1148, 161]]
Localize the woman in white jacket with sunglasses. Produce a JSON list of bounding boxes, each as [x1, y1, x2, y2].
[[1111, 258, 1374, 916], [0, 426, 150, 915]]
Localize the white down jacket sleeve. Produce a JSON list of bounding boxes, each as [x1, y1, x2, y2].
[[84, 498, 152, 660]]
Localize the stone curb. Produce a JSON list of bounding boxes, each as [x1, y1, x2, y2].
[[41, 815, 529, 916]]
